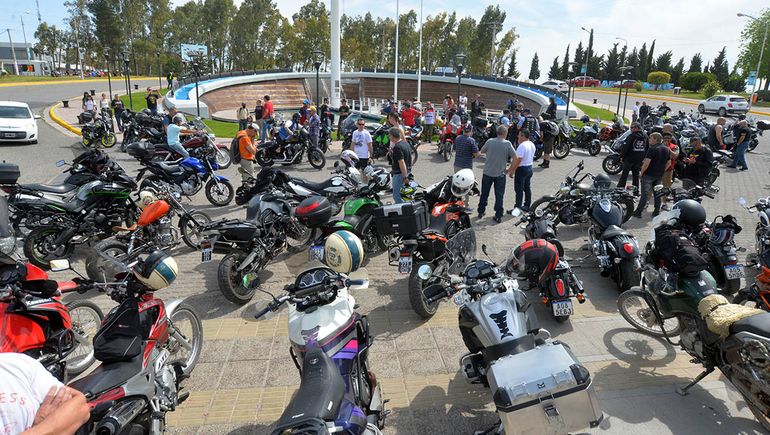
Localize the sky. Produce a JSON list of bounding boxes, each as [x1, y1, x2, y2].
[[2, 0, 765, 78]]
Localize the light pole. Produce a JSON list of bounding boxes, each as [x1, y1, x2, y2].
[[616, 66, 633, 118], [417, 0, 423, 102], [615, 36, 628, 46], [455, 53, 466, 100], [566, 61, 579, 120], [580, 27, 591, 86], [156, 51, 162, 89], [191, 58, 201, 117], [122, 51, 133, 110], [20, 11, 30, 61], [394, 0, 399, 103], [5, 29, 19, 75], [312, 49, 323, 105], [738, 13, 768, 108], [104, 52, 113, 99]]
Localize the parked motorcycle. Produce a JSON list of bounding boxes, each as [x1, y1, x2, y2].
[[257, 126, 326, 169], [81, 109, 116, 148], [253, 267, 386, 434], [554, 118, 601, 157]]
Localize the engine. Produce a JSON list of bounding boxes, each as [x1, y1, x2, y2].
[[147, 216, 178, 248], [179, 177, 200, 196], [153, 349, 180, 411], [680, 316, 704, 359]]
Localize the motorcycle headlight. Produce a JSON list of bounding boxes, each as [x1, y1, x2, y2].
[[559, 186, 570, 195], [0, 236, 16, 256]]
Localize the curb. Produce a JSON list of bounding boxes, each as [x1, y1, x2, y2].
[[575, 88, 770, 116], [49, 102, 82, 136]]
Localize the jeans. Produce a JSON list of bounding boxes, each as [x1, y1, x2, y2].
[[514, 166, 533, 210], [168, 142, 189, 159], [617, 161, 640, 190], [478, 174, 506, 218], [115, 112, 123, 132], [261, 119, 271, 143], [149, 107, 158, 115], [310, 134, 319, 148], [239, 120, 248, 131], [732, 140, 749, 169], [392, 173, 406, 203], [635, 175, 662, 214]]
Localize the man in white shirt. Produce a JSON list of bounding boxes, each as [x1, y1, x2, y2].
[[0, 353, 90, 434], [632, 101, 640, 123], [351, 119, 373, 171], [507, 129, 536, 213], [458, 91, 468, 112]]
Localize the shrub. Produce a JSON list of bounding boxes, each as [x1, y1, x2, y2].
[[700, 80, 722, 98], [681, 72, 716, 92], [634, 81, 643, 92], [723, 74, 746, 93], [755, 90, 770, 102], [647, 71, 671, 90]]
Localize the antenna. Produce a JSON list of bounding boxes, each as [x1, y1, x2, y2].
[[36, 0, 42, 24]]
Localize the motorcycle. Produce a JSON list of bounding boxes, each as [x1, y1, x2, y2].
[[597, 119, 627, 149], [437, 123, 459, 162], [556, 118, 601, 157], [81, 109, 117, 148], [253, 267, 386, 434], [257, 127, 326, 169], [600, 129, 630, 175], [420, 235, 603, 434]]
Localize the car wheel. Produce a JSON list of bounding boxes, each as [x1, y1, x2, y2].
[[697, 104, 705, 114], [718, 107, 727, 117]]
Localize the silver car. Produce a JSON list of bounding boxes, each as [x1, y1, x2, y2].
[[698, 94, 749, 116]]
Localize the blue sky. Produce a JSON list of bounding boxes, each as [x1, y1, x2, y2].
[[2, 0, 763, 78]]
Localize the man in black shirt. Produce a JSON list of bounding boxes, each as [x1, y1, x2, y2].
[[727, 120, 751, 171], [633, 132, 670, 218], [682, 136, 714, 187], [470, 94, 483, 121], [638, 101, 650, 124], [616, 122, 647, 193], [544, 97, 557, 120], [390, 127, 412, 203]]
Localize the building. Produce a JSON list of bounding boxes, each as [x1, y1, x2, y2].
[[0, 42, 52, 76]]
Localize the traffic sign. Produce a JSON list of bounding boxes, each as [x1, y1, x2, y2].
[[747, 70, 757, 87]]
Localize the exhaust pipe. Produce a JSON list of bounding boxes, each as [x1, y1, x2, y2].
[[95, 399, 146, 435]]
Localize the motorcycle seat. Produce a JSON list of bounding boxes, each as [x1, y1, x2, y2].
[[69, 354, 143, 397], [154, 162, 183, 174], [730, 312, 770, 338], [18, 183, 78, 194], [275, 348, 344, 426], [600, 225, 630, 240], [290, 178, 335, 193]]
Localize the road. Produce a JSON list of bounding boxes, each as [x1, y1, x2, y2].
[[3, 81, 770, 434]]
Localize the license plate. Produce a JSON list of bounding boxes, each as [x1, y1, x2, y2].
[[552, 300, 574, 317], [309, 245, 324, 262], [200, 239, 212, 263], [398, 256, 413, 274], [4, 133, 15, 138], [724, 264, 745, 280]]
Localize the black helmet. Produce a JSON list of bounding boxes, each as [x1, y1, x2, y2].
[[672, 199, 706, 228], [141, 108, 152, 115], [292, 113, 301, 123], [593, 173, 612, 189], [580, 115, 590, 123]]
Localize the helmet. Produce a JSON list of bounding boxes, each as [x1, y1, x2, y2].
[[451, 169, 475, 197], [672, 199, 707, 228], [340, 150, 359, 168], [580, 115, 590, 123], [142, 108, 152, 115], [172, 113, 185, 124], [137, 190, 158, 209], [292, 113, 301, 123], [303, 99, 310, 105], [506, 239, 560, 283], [133, 250, 178, 290], [593, 173, 612, 190], [366, 166, 391, 190], [324, 230, 364, 273]]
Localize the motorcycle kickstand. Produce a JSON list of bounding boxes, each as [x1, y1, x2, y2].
[[676, 367, 714, 396]]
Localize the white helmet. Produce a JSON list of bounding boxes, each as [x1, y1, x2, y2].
[[137, 191, 158, 209], [172, 113, 186, 124], [451, 169, 475, 197], [340, 150, 359, 168]]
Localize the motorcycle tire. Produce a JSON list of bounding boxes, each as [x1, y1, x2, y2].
[[530, 196, 557, 219], [204, 179, 234, 206], [602, 155, 622, 175], [620, 197, 635, 223], [168, 302, 203, 377], [441, 143, 452, 162], [588, 141, 601, 156], [180, 211, 212, 249], [409, 262, 440, 319], [256, 151, 274, 167], [64, 299, 104, 377], [215, 147, 232, 169], [731, 373, 770, 433], [617, 289, 681, 337], [553, 313, 570, 323], [617, 259, 640, 291], [218, 253, 261, 305], [410, 144, 419, 165], [342, 137, 352, 151], [360, 222, 383, 253], [91, 239, 131, 262], [307, 148, 326, 169], [721, 278, 741, 296], [749, 138, 759, 152], [321, 137, 330, 153], [552, 138, 570, 159], [23, 227, 76, 269], [81, 136, 90, 147], [706, 168, 720, 187], [101, 133, 117, 148]]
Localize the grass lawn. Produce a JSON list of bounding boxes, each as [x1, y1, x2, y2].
[[573, 101, 628, 123]]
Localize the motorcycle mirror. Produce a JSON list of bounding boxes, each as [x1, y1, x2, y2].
[[738, 197, 747, 207], [417, 264, 433, 280], [49, 259, 71, 272], [482, 244, 489, 256], [510, 208, 522, 217], [55, 159, 67, 167], [242, 272, 260, 290]]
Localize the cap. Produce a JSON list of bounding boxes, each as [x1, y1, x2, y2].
[[309, 106, 316, 112], [247, 123, 259, 130], [303, 99, 310, 104]]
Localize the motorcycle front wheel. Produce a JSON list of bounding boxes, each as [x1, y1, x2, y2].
[[256, 151, 274, 167], [749, 138, 759, 152], [602, 155, 622, 175], [552, 137, 570, 159], [217, 253, 262, 305], [204, 179, 234, 206], [307, 148, 326, 169], [588, 141, 601, 156], [409, 262, 440, 319], [215, 147, 232, 169], [64, 300, 104, 377], [101, 133, 117, 148], [617, 289, 681, 337], [168, 302, 203, 377], [24, 227, 75, 269]]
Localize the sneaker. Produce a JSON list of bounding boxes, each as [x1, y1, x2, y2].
[[661, 204, 670, 211], [477, 213, 485, 220], [493, 216, 502, 224], [726, 165, 737, 169], [740, 167, 749, 171]]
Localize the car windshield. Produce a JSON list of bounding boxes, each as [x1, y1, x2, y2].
[[730, 97, 747, 103], [0, 106, 31, 119]]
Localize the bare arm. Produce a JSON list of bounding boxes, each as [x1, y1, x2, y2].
[[23, 386, 89, 435], [639, 158, 651, 176], [367, 140, 373, 160], [398, 159, 408, 177], [716, 125, 723, 146], [508, 155, 521, 177]]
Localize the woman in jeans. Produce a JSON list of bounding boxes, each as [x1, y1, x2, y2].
[[728, 120, 751, 171]]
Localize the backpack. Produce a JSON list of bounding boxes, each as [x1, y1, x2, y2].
[[231, 133, 244, 164], [654, 225, 709, 276], [93, 297, 143, 363]]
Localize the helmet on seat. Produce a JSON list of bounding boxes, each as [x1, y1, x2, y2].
[[593, 173, 612, 190], [672, 199, 707, 228], [340, 150, 359, 168], [505, 239, 560, 283], [133, 250, 178, 290], [451, 169, 475, 197], [324, 230, 364, 273]]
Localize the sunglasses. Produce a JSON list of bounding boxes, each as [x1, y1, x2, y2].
[[357, 123, 365, 126]]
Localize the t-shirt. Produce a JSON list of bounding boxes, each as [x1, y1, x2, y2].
[[84, 100, 95, 111], [735, 126, 751, 144], [401, 108, 420, 127], [391, 140, 412, 173], [665, 142, 680, 171], [237, 131, 254, 160], [167, 123, 182, 145], [423, 109, 436, 125], [643, 143, 671, 179], [686, 146, 714, 183], [453, 134, 478, 169], [262, 101, 274, 119], [458, 95, 468, 109], [515, 140, 536, 167], [254, 105, 263, 120], [100, 98, 110, 109], [352, 129, 372, 159], [0, 353, 62, 434], [481, 138, 516, 177], [499, 115, 511, 126], [145, 92, 159, 109], [111, 99, 124, 112], [620, 131, 647, 165]]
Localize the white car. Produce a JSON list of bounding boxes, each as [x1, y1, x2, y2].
[[541, 80, 569, 93], [0, 102, 39, 144], [698, 95, 749, 116]]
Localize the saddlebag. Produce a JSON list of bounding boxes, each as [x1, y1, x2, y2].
[[0, 163, 21, 185], [93, 297, 143, 363], [373, 200, 430, 236], [653, 225, 709, 276], [488, 341, 603, 435]]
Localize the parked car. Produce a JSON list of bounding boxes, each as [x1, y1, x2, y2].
[[698, 95, 749, 116], [568, 76, 600, 87], [541, 80, 569, 93], [613, 80, 637, 88], [0, 101, 39, 144]]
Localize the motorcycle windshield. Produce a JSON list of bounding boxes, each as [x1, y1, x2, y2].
[[341, 116, 357, 134], [446, 229, 477, 275]]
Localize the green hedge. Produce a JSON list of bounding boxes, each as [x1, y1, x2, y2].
[[681, 72, 717, 92]]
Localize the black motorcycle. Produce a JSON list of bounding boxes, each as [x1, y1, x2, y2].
[[256, 127, 326, 169], [81, 109, 116, 148], [554, 118, 601, 157]]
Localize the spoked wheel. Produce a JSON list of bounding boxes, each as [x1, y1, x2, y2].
[[307, 148, 326, 169], [285, 219, 312, 252], [726, 369, 770, 432], [617, 289, 681, 337], [409, 262, 440, 319], [101, 133, 117, 148], [603, 155, 622, 175], [23, 227, 75, 269], [168, 302, 203, 377], [215, 147, 232, 169], [180, 211, 212, 249], [204, 179, 234, 206], [64, 300, 103, 377]]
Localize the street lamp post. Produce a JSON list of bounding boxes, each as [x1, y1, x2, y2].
[[566, 62, 579, 120], [616, 66, 633, 119], [580, 27, 592, 87], [738, 13, 768, 108], [312, 49, 323, 105], [104, 52, 115, 131], [122, 51, 132, 110], [455, 53, 466, 101], [21, 11, 31, 61], [156, 52, 162, 89], [5, 29, 19, 75], [192, 59, 201, 117]]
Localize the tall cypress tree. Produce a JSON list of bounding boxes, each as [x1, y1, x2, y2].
[[560, 44, 570, 79], [529, 52, 540, 81]]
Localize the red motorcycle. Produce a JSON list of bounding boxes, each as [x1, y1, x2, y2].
[[597, 120, 627, 148], [438, 124, 459, 162]]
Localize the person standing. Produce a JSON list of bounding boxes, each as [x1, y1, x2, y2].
[[145, 87, 161, 115], [422, 102, 436, 143], [682, 136, 714, 187], [81, 92, 90, 111], [83, 95, 95, 113], [299, 99, 311, 125], [236, 124, 258, 181], [352, 118, 373, 171], [507, 129, 536, 213], [453, 124, 480, 174], [111, 94, 124, 132], [470, 94, 483, 121], [638, 101, 650, 125], [661, 132, 679, 189], [261, 94, 274, 143], [478, 125, 516, 223], [498, 110, 512, 126], [632, 101, 640, 123], [616, 122, 647, 193], [166, 71, 174, 89], [544, 97, 557, 120], [338, 99, 351, 132], [400, 102, 421, 130], [390, 127, 412, 203], [308, 107, 321, 149], [253, 99, 264, 133], [633, 132, 670, 218], [458, 91, 468, 112], [727, 119, 751, 171], [707, 117, 726, 150], [99, 92, 110, 110], [237, 102, 250, 131]]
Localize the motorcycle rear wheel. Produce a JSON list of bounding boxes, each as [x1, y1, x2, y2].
[[64, 300, 104, 377], [602, 155, 622, 175], [256, 151, 274, 167], [617, 259, 640, 291], [619, 197, 635, 223], [307, 148, 326, 169], [24, 227, 76, 269], [218, 253, 261, 305], [180, 211, 212, 249], [726, 370, 770, 432], [409, 262, 440, 319], [617, 289, 681, 337], [204, 179, 234, 206], [552, 137, 570, 159], [749, 138, 759, 152], [168, 302, 203, 377]]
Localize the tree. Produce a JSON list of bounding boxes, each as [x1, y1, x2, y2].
[[603, 43, 620, 80], [636, 43, 648, 80], [710, 46, 730, 87], [229, 0, 286, 70], [647, 71, 671, 90], [738, 10, 770, 90], [506, 50, 519, 78], [681, 71, 716, 92], [528, 52, 540, 81], [688, 53, 703, 73], [548, 56, 560, 79], [560, 44, 570, 79], [492, 29, 517, 76], [701, 80, 721, 98], [285, 0, 330, 71], [572, 42, 584, 77], [671, 57, 685, 85], [654, 51, 673, 74], [647, 40, 656, 74], [625, 48, 638, 80]]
